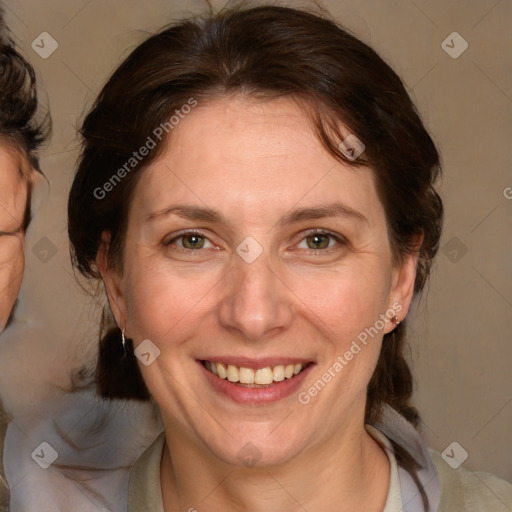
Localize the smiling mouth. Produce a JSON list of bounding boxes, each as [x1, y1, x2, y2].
[[201, 360, 312, 387]]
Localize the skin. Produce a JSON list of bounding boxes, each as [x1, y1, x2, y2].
[[0, 144, 29, 331], [98, 95, 421, 511]]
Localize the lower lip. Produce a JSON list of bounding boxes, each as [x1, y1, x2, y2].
[[197, 360, 315, 405]]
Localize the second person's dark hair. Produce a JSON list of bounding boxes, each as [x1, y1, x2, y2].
[[1, 6, 49, 229]]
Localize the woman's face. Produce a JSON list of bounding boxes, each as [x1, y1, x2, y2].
[[101, 96, 418, 466], [0, 145, 28, 331]]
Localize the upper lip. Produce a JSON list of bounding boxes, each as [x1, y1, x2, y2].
[[198, 357, 314, 370]]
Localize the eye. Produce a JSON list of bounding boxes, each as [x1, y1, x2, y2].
[[164, 229, 345, 255], [296, 229, 345, 252], [164, 230, 215, 251]]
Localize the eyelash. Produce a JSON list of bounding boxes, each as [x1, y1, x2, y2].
[[164, 229, 346, 255]]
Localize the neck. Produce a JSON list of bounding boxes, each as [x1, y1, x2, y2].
[[160, 414, 390, 511]]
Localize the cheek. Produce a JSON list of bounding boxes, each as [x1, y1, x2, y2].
[[300, 274, 389, 386], [124, 259, 221, 342], [290, 261, 391, 338], [123, 246, 393, 356]]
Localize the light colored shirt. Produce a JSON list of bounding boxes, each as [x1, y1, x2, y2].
[[366, 424, 403, 511], [128, 425, 404, 511], [128, 404, 512, 511], [129, 427, 403, 511], [4, 390, 163, 512], [5, 390, 510, 512]]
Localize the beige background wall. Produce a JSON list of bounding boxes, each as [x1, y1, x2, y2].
[[1, 0, 511, 482]]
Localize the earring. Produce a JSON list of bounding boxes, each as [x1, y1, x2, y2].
[[121, 328, 127, 354], [391, 315, 401, 326]]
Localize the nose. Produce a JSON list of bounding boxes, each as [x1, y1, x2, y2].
[[218, 249, 294, 342]]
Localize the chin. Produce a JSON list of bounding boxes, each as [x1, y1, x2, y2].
[[207, 425, 308, 468]]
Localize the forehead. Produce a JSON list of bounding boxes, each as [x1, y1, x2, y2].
[[166, 95, 332, 168], [133, 95, 382, 224]]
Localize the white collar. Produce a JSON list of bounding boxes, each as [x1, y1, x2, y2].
[[367, 403, 441, 511]]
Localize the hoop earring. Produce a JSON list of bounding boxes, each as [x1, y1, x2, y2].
[[121, 328, 127, 354]]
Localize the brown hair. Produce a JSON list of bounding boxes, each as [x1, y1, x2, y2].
[[0, 7, 49, 230], [68, 4, 442, 505]]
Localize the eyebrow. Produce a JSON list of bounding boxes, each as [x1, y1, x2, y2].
[[146, 201, 368, 229], [146, 205, 233, 228], [276, 202, 368, 228]]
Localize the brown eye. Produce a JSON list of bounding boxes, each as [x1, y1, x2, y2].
[[181, 233, 205, 249], [305, 233, 330, 250], [164, 230, 215, 252], [296, 230, 343, 252]]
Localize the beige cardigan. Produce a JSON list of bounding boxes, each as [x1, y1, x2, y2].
[[128, 426, 512, 511]]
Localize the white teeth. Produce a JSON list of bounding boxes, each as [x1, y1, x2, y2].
[[239, 367, 255, 384], [226, 364, 239, 383], [273, 365, 285, 382], [255, 367, 273, 385], [204, 361, 308, 384], [217, 362, 227, 379]]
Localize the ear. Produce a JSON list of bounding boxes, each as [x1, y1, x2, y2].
[[384, 232, 424, 334], [96, 230, 129, 334]]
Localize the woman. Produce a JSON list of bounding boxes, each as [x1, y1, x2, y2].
[[68, 4, 512, 511], [0, 8, 47, 511]]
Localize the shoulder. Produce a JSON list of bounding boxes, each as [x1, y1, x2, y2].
[[128, 431, 166, 512], [428, 448, 512, 511]]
